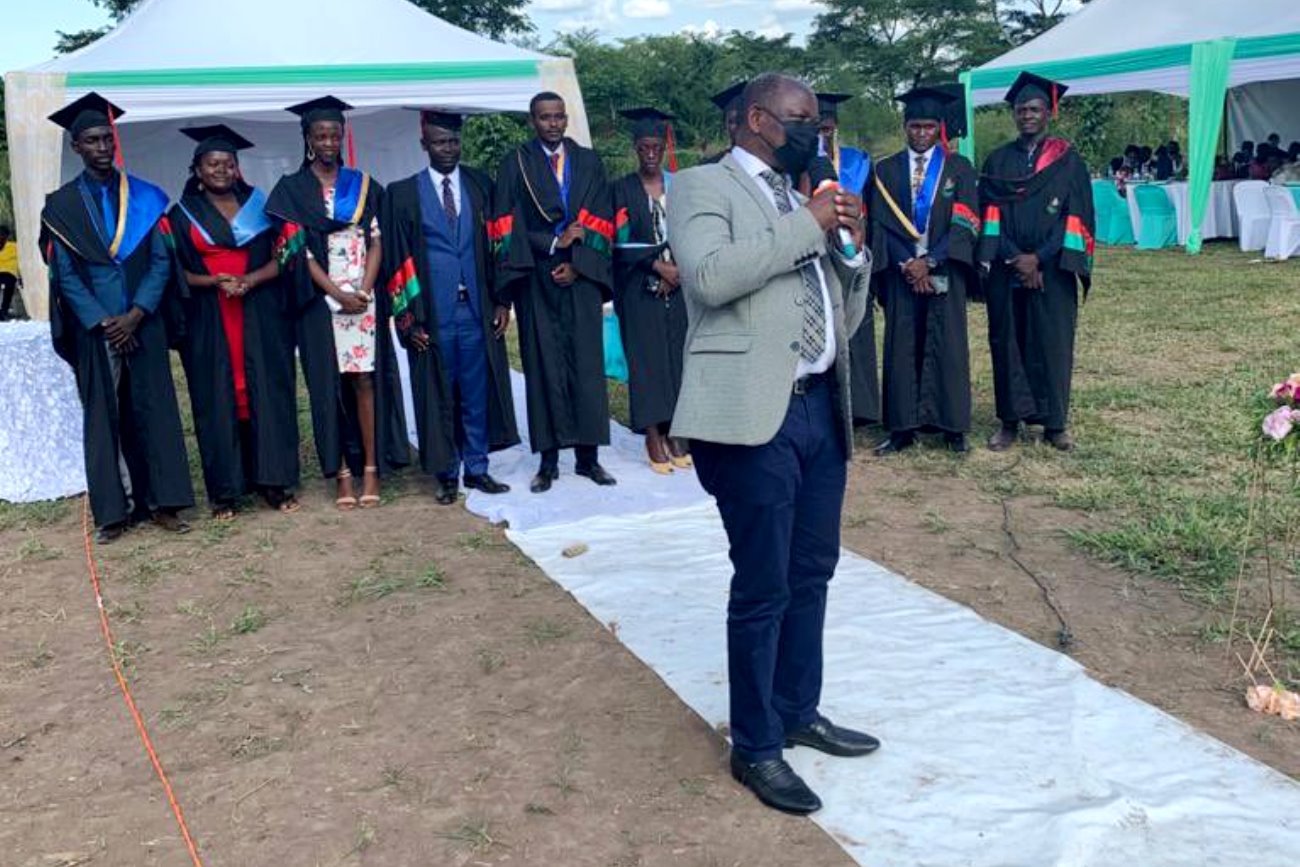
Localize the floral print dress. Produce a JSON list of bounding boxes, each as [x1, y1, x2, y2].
[[324, 186, 379, 374]]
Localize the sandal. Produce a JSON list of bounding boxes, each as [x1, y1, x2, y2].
[[336, 468, 358, 511], [211, 504, 238, 521], [358, 466, 381, 509], [278, 495, 302, 514]]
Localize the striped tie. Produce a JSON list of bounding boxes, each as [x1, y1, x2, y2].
[[760, 170, 826, 363]]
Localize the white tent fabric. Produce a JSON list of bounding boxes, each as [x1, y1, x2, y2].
[[969, 0, 1300, 105], [3, 0, 590, 320], [1227, 79, 1300, 149]]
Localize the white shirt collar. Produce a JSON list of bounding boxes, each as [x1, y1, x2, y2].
[[541, 141, 564, 158], [730, 145, 783, 183], [909, 145, 937, 164], [429, 164, 461, 185]]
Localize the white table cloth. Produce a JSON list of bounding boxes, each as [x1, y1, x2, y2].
[[0, 321, 87, 503], [1125, 180, 1240, 246]]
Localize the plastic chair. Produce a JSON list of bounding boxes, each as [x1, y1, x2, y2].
[[1233, 180, 1271, 252], [1263, 186, 1300, 261], [1132, 184, 1178, 250], [1091, 179, 1136, 246]]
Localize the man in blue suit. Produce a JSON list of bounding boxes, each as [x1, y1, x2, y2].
[[382, 110, 519, 504]]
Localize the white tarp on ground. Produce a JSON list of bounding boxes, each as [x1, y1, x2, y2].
[[4, 0, 590, 320], [508, 503, 1300, 866], [448, 369, 1300, 865]]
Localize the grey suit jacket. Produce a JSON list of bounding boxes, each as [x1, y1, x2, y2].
[[667, 153, 872, 454]]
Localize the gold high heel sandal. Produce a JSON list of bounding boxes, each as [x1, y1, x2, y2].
[[335, 468, 358, 511], [358, 466, 381, 508]]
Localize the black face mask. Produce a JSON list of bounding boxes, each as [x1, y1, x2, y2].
[[770, 119, 821, 176]]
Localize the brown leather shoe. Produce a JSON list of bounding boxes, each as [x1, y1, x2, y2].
[[987, 424, 1019, 452], [1045, 429, 1076, 452]]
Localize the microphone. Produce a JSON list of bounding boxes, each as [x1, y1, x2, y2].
[[808, 156, 858, 258]]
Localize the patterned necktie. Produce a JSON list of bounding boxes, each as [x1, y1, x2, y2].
[[760, 170, 826, 364], [548, 151, 561, 181], [442, 176, 458, 241], [912, 152, 927, 200]]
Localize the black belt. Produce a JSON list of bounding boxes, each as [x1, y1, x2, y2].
[[792, 371, 831, 395]]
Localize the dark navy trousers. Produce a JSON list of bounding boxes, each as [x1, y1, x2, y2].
[[693, 373, 847, 762], [437, 299, 490, 480]]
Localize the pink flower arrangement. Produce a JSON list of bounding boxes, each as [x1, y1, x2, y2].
[[1261, 372, 1300, 445]]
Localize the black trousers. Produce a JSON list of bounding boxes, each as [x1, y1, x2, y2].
[[693, 373, 847, 761]]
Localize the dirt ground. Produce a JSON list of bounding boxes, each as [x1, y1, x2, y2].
[[3, 433, 1298, 867], [0, 478, 852, 867], [841, 436, 1300, 780]]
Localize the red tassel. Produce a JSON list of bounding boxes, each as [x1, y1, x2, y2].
[[107, 104, 125, 169], [346, 125, 357, 169], [1052, 84, 1059, 120], [665, 122, 679, 173], [941, 120, 950, 153]]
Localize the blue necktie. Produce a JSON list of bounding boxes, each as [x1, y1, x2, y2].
[[99, 182, 116, 245]]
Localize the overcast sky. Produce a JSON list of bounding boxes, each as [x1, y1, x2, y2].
[[1, 0, 825, 74]]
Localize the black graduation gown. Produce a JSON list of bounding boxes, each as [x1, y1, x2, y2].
[[491, 138, 613, 454], [611, 172, 687, 433], [41, 176, 194, 528], [169, 186, 299, 503], [849, 165, 881, 425], [380, 166, 520, 475], [869, 149, 978, 435], [977, 139, 1095, 431], [266, 166, 409, 478]]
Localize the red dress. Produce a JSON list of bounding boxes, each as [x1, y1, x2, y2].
[[190, 224, 251, 421]]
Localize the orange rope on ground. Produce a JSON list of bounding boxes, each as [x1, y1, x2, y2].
[[80, 498, 206, 867]]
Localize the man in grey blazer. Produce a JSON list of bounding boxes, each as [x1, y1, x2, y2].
[[668, 73, 879, 815]]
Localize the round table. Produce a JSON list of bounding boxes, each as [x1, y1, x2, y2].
[[0, 321, 87, 503]]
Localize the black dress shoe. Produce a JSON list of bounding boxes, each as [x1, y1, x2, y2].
[[729, 754, 822, 815], [463, 473, 511, 494], [944, 433, 969, 454], [575, 463, 617, 486], [1044, 429, 1076, 452], [152, 509, 191, 534], [530, 468, 558, 494], [873, 433, 916, 456], [434, 478, 459, 505], [784, 715, 881, 757], [987, 424, 1019, 452], [94, 522, 128, 544]]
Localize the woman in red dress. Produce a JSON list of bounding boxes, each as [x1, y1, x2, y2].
[[170, 125, 301, 518]]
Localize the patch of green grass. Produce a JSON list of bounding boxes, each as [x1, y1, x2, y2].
[[342, 573, 406, 604], [440, 818, 500, 853], [16, 537, 61, 562], [476, 648, 505, 674], [0, 500, 71, 533], [189, 623, 224, 655], [415, 563, 447, 590], [230, 604, 268, 635], [524, 617, 572, 647]]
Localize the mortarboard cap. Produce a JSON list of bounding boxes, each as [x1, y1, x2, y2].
[[895, 86, 955, 123], [286, 95, 353, 130], [710, 81, 748, 114], [816, 92, 853, 120], [408, 108, 465, 131], [48, 92, 124, 139], [1004, 71, 1068, 117], [180, 124, 255, 159], [618, 106, 674, 140], [933, 82, 968, 139]]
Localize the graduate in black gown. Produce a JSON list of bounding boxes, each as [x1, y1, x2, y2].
[[977, 73, 1095, 453], [870, 86, 979, 455], [40, 93, 193, 542], [381, 109, 519, 504], [267, 96, 408, 509], [169, 125, 300, 518], [611, 107, 690, 473], [490, 91, 616, 493], [702, 81, 747, 165]]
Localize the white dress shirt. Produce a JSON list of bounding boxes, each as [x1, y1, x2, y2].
[[731, 146, 862, 378], [540, 142, 566, 256], [428, 165, 462, 215]]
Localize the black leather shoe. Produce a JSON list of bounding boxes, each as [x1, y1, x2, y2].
[[94, 522, 128, 544], [1044, 429, 1076, 452], [729, 754, 822, 815], [944, 433, 969, 454], [873, 433, 916, 456], [575, 463, 617, 486], [987, 424, 1019, 452], [784, 715, 881, 757], [434, 478, 459, 505], [530, 468, 558, 494], [463, 473, 510, 495]]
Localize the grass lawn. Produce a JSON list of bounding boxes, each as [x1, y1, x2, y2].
[[885, 243, 1300, 671]]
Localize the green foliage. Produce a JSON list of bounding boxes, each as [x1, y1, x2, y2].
[[461, 114, 532, 175], [407, 0, 533, 40]]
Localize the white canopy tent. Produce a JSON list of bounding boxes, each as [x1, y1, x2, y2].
[[962, 0, 1300, 251], [4, 0, 590, 319]]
